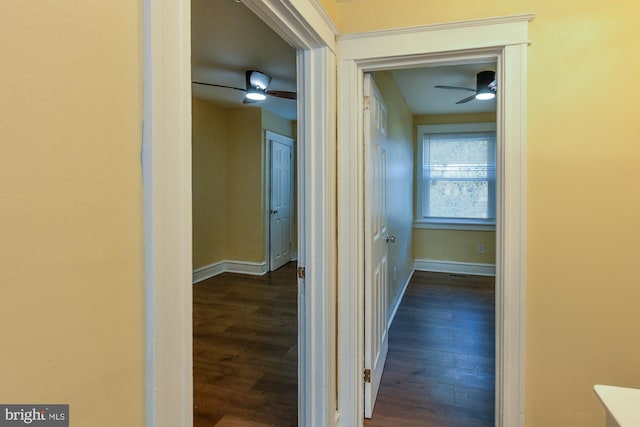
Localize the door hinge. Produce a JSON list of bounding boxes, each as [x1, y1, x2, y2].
[[363, 369, 371, 383], [363, 96, 371, 110], [297, 266, 306, 279]]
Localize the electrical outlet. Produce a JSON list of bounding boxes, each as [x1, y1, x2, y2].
[[477, 243, 486, 254]]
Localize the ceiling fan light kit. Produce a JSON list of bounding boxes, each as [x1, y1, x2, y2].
[[192, 69, 297, 104], [245, 88, 267, 101], [435, 70, 497, 104], [474, 70, 496, 100]]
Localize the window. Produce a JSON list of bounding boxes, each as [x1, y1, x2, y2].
[[416, 123, 496, 230]]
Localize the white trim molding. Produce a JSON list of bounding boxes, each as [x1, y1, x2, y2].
[[337, 14, 532, 427], [144, 1, 338, 427], [143, 0, 192, 425], [414, 259, 496, 277], [192, 260, 268, 283]]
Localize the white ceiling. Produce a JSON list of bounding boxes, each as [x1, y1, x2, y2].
[[191, 0, 496, 119]]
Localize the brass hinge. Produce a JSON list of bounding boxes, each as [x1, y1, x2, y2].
[[297, 266, 306, 279], [363, 369, 371, 383], [363, 96, 370, 110]]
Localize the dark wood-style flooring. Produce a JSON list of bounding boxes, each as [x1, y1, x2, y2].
[[193, 266, 494, 427], [365, 271, 495, 427], [193, 262, 298, 427]]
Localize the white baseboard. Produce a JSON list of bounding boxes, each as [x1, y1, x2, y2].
[[387, 268, 414, 330], [193, 259, 267, 284], [414, 259, 496, 277]]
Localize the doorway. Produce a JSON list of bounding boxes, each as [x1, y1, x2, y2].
[[336, 16, 531, 427], [362, 64, 498, 424], [190, 1, 299, 424], [143, 0, 338, 426]]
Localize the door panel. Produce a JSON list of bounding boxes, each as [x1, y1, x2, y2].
[[269, 134, 294, 271], [364, 73, 388, 418]]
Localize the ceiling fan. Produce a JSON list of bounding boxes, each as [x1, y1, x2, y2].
[[434, 70, 497, 104], [192, 70, 296, 103]]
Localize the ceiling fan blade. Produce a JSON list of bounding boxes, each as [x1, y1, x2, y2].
[[434, 85, 476, 92], [456, 94, 477, 104], [266, 90, 297, 100], [243, 97, 258, 105], [192, 81, 246, 93]]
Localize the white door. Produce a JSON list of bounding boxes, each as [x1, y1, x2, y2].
[[268, 132, 294, 271], [364, 73, 389, 418]]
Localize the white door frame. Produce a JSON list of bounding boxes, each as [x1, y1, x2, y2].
[[265, 130, 295, 271], [142, 1, 338, 426], [336, 15, 533, 427]]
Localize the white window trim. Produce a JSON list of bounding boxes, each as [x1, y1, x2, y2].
[[416, 122, 497, 231]]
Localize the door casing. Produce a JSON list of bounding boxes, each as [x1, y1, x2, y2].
[[142, 1, 338, 426], [336, 15, 533, 427]]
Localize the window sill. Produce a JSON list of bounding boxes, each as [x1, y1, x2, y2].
[[413, 220, 496, 232]]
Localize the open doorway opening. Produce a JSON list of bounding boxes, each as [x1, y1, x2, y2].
[[144, 0, 338, 424], [362, 63, 498, 426], [190, 0, 299, 424], [336, 16, 530, 427]]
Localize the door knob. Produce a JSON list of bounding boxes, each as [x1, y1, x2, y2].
[[385, 234, 396, 244]]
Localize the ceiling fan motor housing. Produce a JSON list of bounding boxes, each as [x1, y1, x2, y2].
[[477, 70, 496, 92]]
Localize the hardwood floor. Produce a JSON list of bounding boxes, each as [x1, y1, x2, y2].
[[193, 266, 494, 427], [193, 262, 298, 427], [365, 271, 496, 427]]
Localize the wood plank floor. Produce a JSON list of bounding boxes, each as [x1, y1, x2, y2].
[[193, 266, 494, 426], [365, 271, 496, 427], [193, 262, 298, 427]]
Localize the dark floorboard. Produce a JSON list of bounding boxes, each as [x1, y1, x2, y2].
[[193, 266, 495, 426], [193, 262, 298, 427], [365, 271, 495, 427]]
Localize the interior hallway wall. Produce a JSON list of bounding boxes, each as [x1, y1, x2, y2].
[[0, 2, 144, 425], [331, 1, 640, 425], [373, 71, 414, 320], [191, 102, 297, 270], [192, 98, 229, 268]]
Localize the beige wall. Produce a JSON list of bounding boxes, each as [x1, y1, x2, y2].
[[332, 2, 640, 426], [223, 108, 265, 262], [373, 72, 414, 318], [262, 109, 295, 139], [192, 99, 228, 268], [413, 113, 497, 264], [0, 1, 144, 426], [413, 229, 496, 263], [5, 2, 640, 426], [191, 103, 296, 268]]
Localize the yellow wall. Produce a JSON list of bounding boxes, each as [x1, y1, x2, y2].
[[192, 99, 229, 268], [224, 108, 265, 262], [413, 113, 497, 264], [317, 0, 339, 24], [373, 71, 414, 317], [262, 109, 295, 139], [413, 229, 495, 263], [192, 104, 296, 268], [0, 1, 143, 426], [333, 2, 640, 426]]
